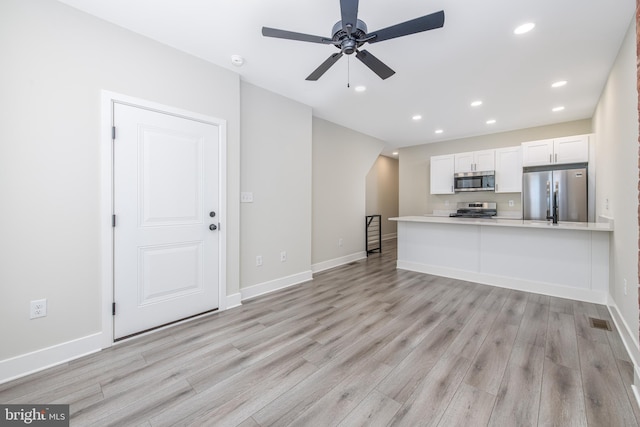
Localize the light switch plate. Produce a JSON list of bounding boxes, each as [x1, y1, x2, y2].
[[241, 192, 254, 203]]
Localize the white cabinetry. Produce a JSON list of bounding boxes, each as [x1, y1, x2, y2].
[[522, 135, 588, 166], [555, 135, 589, 164], [430, 154, 455, 194], [495, 146, 522, 193], [454, 149, 495, 173]]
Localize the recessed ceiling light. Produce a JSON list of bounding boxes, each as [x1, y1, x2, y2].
[[514, 22, 535, 35], [354, 85, 366, 92], [392, 152, 399, 156], [551, 80, 567, 88], [486, 119, 497, 124], [552, 106, 565, 112], [470, 100, 483, 107], [435, 129, 444, 134], [230, 54, 245, 67], [412, 115, 422, 121]]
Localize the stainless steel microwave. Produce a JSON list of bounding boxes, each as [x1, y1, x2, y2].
[[454, 170, 495, 192]]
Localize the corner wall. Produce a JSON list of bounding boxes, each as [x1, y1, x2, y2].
[[312, 118, 384, 271], [593, 17, 640, 362], [366, 156, 399, 239], [239, 83, 312, 297]]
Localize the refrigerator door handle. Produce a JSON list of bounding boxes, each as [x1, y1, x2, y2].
[[546, 180, 551, 219]]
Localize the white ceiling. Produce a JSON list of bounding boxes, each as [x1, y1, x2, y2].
[[58, 0, 634, 155]]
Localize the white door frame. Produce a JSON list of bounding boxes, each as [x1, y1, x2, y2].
[[100, 90, 227, 348]]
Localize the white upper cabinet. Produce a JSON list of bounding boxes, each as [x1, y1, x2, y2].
[[454, 149, 495, 173], [495, 146, 522, 193], [521, 139, 553, 166], [454, 152, 474, 173], [430, 154, 455, 194], [522, 135, 589, 166], [554, 135, 589, 164]]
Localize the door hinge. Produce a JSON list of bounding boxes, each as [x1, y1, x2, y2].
[[112, 214, 116, 227], [112, 302, 116, 316], [112, 126, 116, 140]]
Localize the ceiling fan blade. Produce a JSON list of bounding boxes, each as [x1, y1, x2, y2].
[[262, 27, 333, 44], [340, 0, 359, 34], [368, 10, 445, 44], [306, 53, 344, 81], [355, 50, 395, 80]]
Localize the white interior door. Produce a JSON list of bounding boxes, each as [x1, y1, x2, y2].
[[113, 103, 220, 339]]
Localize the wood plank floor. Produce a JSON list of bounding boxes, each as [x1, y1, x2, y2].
[[2, 239, 638, 426]]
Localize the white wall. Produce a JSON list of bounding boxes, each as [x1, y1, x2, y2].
[[399, 119, 592, 217], [240, 82, 312, 291], [366, 156, 399, 239], [593, 18, 639, 358], [312, 118, 384, 268], [0, 0, 241, 361]]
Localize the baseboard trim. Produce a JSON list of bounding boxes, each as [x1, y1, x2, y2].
[[607, 296, 640, 367], [632, 385, 640, 411], [240, 271, 313, 302], [225, 292, 242, 310], [396, 260, 607, 304], [311, 252, 367, 274], [0, 333, 103, 385]]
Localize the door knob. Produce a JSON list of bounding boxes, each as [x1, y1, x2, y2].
[[209, 224, 217, 231]]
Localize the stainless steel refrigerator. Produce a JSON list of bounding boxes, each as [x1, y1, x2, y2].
[[522, 163, 588, 222]]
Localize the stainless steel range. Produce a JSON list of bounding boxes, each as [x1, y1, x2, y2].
[[449, 202, 497, 218]]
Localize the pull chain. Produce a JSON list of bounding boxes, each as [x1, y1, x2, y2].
[[347, 55, 350, 88]]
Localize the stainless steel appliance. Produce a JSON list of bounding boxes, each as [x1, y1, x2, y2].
[[454, 170, 495, 192], [522, 163, 588, 222], [449, 202, 497, 218]]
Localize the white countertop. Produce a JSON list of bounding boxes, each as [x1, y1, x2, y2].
[[389, 215, 614, 232]]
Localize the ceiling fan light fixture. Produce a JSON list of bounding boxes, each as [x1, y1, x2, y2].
[[514, 22, 535, 35], [261, 5, 445, 81]]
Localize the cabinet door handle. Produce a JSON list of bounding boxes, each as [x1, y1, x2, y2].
[[555, 153, 558, 163], [451, 185, 454, 193], [549, 154, 552, 163]]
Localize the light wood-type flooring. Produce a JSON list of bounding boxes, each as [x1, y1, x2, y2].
[[2, 239, 639, 426]]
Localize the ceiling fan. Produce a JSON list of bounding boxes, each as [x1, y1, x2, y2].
[[261, 0, 445, 81]]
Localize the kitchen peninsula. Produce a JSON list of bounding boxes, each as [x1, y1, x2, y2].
[[390, 216, 613, 303]]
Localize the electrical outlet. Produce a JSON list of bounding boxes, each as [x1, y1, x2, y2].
[[624, 278, 628, 295], [241, 192, 254, 203], [338, 238, 343, 247], [508, 200, 514, 207], [256, 255, 262, 266], [30, 299, 47, 319], [280, 251, 287, 262]]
